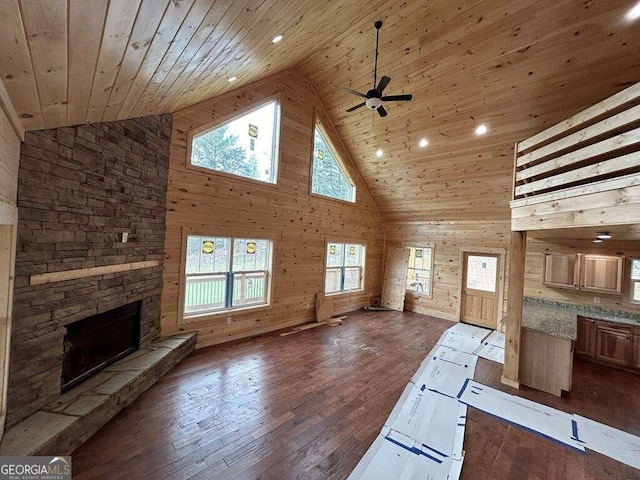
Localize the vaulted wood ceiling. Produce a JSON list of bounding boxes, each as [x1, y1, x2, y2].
[[1, 0, 639, 222]]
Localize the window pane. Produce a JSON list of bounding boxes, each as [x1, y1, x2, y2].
[[344, 244, 363, 267], [233, 272, 267, 307], [465, 255, 498, 292], [413, 248, 431, 271], [325, 268, 342, 293], [327, 243, 344, 267], [634, 281, 640, 301], [311, 126, 355, 202], [233, 239, 269, 272], [191, 101, 278, 183], [186, 236, 230, 274], [632, 259, 640, 280], [184, 273, 227, 314], [344, 267, 362, 290]]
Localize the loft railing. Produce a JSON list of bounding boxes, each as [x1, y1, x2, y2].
[[512, 83, 640, 203]]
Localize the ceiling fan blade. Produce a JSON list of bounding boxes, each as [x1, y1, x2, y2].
[[376, 76, 391, 93], [346, 102, 367, 112], [377, 105, 388, 117], [342, 87, 368, 98], [381, 94, 413, 102]]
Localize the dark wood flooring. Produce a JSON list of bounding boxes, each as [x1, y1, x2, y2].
[[72, 311, 640, 479]]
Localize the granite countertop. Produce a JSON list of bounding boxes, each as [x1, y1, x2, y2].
[[519, 297, 640, 341]]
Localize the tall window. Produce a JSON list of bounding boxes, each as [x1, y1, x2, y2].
[[406, 247, 434, 296], [311, 125, 355, 202], [184, 236, 272, 316], [190, 100, 280, 183], [325, 242, 365, 294], [631, 259, 640, 302]]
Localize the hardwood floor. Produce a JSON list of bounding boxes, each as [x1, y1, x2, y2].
[[71, 310, 640, 480]]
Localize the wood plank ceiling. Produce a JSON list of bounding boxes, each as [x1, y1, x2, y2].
[[1, 0, 639, 222]]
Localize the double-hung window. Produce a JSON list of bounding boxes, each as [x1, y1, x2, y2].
[[325, 242, 365, 294], [184, 236, 272, 316], [406, 247, 434, 296], [190, 100, 280, 184]]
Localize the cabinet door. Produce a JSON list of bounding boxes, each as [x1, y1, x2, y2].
[[633, 336, 640, 370], [575, 317, 595, 357], [543, 253, 579, 288], [581, 255, 624, 294], [595, 326, 632, 366]]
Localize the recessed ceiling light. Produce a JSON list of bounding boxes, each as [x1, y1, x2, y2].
[[419, 138, 429, 148], [627, 1, 640, 20], [228, 76, 237, 83], [376, 149, 383, 157], [475, 124, 488, 135], [272, 35, 283, 44], [596, 232, 612, 240], [593, 238, 604, 243]]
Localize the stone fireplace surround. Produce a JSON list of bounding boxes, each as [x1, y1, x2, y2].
[[7, 114, 174, 431]]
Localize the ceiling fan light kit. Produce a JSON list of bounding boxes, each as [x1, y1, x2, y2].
[[342, 20, 414, 118]]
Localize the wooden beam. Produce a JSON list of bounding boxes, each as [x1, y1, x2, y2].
[[30, 260, 161, 286], [502, 230, 526, 388]]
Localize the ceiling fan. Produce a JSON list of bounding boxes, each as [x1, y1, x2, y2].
[[342, 20, 413, 117]]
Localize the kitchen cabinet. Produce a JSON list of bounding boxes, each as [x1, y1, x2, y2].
[[543, 253, 624, 294], [543, 253, 579, 289], [595, 323, 632, 366], [580, 254, 624, 294], [633, 331, 640, 370], [575, 317, 595, 357], [577, 317, 638, 372]]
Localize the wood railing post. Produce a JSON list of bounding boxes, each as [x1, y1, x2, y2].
[[502, 230, 526, 388]]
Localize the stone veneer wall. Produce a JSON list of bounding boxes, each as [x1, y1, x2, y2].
[[7, 115, 172, 429]]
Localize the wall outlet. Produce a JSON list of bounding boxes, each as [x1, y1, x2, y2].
[[121, 232, 128, 243], [226, 317, 232, 325], [593, 296, 601, 304]]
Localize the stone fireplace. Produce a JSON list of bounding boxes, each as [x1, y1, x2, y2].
[[7, 115, 172, 429]]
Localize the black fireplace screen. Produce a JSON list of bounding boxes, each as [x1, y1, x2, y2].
[[62, 301, 141, 392]]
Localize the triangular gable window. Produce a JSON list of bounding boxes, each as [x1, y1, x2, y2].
[[311, 125, 356, 203]]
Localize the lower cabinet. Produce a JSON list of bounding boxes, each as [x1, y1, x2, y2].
[[633, 336, 640, 370], [576, 316, 639, 372]]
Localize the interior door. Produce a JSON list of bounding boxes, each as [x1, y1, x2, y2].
[[461, 252, 500, 328], [381, 247, 410, 311]]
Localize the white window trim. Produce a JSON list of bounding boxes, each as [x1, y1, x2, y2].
[[404, 244, 435, 299], [179, 234, 275, 323], [324, 241, 366, 296], [185, 95, 282, 187], [309, 120, 356, 204]]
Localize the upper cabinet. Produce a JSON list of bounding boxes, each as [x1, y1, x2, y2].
[[543, 253, 580, 289], [543, 253, 624, 295], [580, 255, 624, 295]]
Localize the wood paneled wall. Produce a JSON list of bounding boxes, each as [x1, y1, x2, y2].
[[525, 238, 640, 315], [386, 221, 511, 321], [161, 71, 386, 348]]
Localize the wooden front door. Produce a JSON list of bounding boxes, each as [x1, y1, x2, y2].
[[461, 252, 500, 328], [381, 247, 410, 312]]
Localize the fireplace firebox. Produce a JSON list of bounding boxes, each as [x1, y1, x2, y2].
[[62, 301, 141, 392]]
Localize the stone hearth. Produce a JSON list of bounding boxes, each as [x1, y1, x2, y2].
[[0, 332, 196, 456]]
